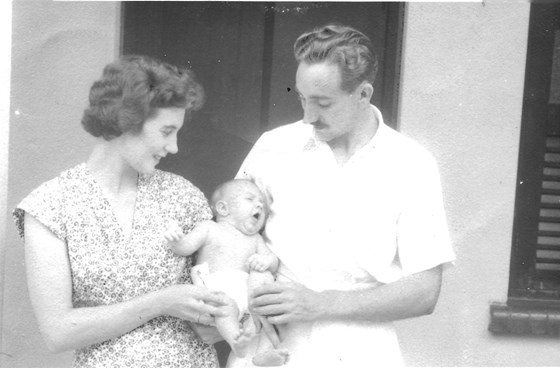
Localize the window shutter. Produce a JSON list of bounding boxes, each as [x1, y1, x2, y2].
[[509, 5, 560, 306]]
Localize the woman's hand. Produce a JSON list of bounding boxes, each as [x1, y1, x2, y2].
[[159, 284, 228, 325], [190, 323, 224, 345]]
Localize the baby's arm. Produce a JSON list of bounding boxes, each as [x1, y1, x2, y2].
[[164, 220, 212, 256], [247, 236, 279, 273]]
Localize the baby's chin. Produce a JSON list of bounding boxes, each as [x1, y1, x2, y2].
[[238, 224, 263, 236]]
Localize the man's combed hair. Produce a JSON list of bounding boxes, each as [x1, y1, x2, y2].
[[294, 24, 378, 92], [82, 55, 205, 140]]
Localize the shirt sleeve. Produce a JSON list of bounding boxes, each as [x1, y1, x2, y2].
[[236, 132, 267, 180], [235, 132, 276, 207], [13, 177, 67, 241], [396, 154, 455, 277]]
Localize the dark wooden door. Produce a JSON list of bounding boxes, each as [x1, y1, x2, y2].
[[122, 2, 403, 364], [123, 2, 403, 198]]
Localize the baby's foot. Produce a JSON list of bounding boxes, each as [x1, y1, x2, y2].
[[252, 349, 289, 366], [231, 328, 253, 358]]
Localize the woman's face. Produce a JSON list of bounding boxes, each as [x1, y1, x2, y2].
[[119, 107, 186, 175]]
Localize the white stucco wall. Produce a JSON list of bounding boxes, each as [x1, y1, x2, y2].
[[0, 1, 13, 356], [396, 2, 560, 366], [2, 2, 120, 367]]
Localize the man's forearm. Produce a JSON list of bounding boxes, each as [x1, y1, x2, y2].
[[320, 265, 443, 323]]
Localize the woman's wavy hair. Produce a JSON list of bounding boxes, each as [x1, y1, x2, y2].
[[82, 55, 205, 140], [294, 24, 378, 93]]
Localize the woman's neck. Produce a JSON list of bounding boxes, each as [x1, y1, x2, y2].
[[87, 140, 138, 196]]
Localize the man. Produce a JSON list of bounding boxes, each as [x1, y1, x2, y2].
[[231, 24, 455, 367]]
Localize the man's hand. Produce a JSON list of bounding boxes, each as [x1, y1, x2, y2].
[[250, 281, 326, 325]]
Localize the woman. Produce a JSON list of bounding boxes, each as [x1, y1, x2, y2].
[[13, 55, 226, 367]]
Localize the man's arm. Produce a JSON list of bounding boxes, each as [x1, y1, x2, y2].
[[250, 265, 442, 325]]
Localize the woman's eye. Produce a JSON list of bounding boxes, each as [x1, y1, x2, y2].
[[161, 130, 173, 137]]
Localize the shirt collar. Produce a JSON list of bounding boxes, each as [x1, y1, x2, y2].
[[303, 104, 388, 152]]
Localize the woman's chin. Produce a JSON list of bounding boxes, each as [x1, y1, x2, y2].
[[139, 164, 157, 175]]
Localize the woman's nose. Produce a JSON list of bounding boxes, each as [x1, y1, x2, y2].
[[166, 136, 178, 155]]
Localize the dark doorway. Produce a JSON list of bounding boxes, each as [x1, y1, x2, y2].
[[123, 2, 403, 197], [122, 2, 404, 365]]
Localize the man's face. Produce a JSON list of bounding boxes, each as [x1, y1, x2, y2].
[[295, 61, 361, 144]]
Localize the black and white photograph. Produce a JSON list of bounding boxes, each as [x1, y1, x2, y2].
[[1, 1, 558, 367]]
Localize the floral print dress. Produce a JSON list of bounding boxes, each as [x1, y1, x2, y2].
[[13, 163, 219, 368]]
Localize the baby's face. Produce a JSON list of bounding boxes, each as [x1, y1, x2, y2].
[[227, 183, 267, 235]]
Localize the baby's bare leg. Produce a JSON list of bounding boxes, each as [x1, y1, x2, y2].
[[216, 296, 252, 358], [249, 271, 289, 366]]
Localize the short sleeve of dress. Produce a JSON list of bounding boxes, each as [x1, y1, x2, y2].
[[396, 154, 455, 277], [13, 177, 67, 241], [169, 175, 213, 234]]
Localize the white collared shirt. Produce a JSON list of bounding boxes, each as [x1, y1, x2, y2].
[[233, 105, 454, 367], [238, 105, 454, 289]]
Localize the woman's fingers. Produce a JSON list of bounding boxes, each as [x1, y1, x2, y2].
[[191, 323, 223, 344], [196, 313, 215, 326], [199, 303, 227, 318], [200, 291, 228, 306]]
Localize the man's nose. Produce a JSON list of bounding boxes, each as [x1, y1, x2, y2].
[[302, 106, 318, 125]]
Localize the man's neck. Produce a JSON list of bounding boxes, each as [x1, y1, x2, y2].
[[328, 107, 379, 166]]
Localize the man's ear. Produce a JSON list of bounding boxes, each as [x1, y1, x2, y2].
[[215, 201, 229, 217], [358, 82, 374, 105]]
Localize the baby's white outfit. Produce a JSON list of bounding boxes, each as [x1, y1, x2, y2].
[[192, 262, 249, 318]]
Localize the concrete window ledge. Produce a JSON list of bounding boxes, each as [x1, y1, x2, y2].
[[489, 303, 560, 336]]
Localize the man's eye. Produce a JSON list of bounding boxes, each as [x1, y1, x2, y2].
[[161, 130, 173, 137], [318, 101, 332, 108]]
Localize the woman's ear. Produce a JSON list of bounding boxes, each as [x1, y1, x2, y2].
[[215, 201, 229, 217]]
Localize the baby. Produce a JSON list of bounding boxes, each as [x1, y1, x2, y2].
[[164, 179, 288, 366]]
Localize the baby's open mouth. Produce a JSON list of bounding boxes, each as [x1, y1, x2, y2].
[[253, 212, 260, 220]]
